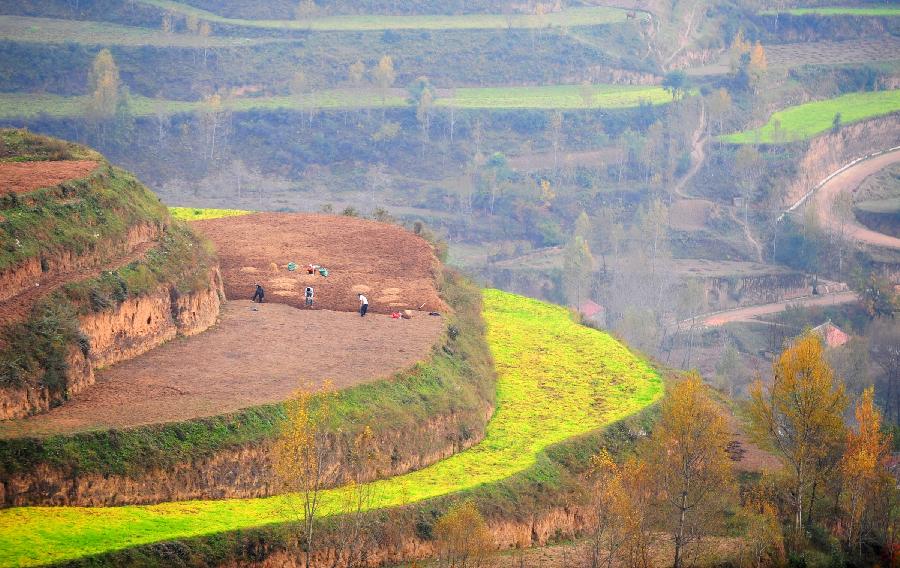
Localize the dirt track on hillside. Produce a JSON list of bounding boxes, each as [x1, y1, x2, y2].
[[0, 301, 444, 438], [813, 149, 900, 250], [702, 291, 858, 326], [0, 160, 98, 194], [193, 213, 446, 314]]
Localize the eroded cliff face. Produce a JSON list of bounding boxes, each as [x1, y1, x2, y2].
[[783, 115, 900, 207], [1, 402, 492, 507], [0, 267, 224, 419]]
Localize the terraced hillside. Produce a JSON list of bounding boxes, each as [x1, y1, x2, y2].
[[0, 289, 662, 567], [0, 129, 223, 419]]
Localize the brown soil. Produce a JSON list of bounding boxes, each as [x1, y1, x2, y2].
[[0, 301, 444, 438], [193, 212, 446, 314], [0, 160, 98, 194]]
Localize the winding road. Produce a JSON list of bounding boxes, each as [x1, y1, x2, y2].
[[810, 147, 900, 250]]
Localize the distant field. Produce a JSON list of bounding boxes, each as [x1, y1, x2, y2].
[[0, 290, 662, 567], [0, 15, 279, 47], [136, 0, 638, 30], [0, 85, 672, 119], [760, 6, 900, 16], [720, 90, 900, 144], [169, 206, 252, 220]]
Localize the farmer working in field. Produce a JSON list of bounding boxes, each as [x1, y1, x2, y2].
[[305, 286, 314, 307], [358, 293, 369, 317], [251, 283, 265, 303]]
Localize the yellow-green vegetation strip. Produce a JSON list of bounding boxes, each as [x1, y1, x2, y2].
[[135, 0, 636, 30], [0, 15, 283, 47], [168, 206, 253, 221], [0, 86, 672, 119], [435, 85, 672, 109], [720, 89, 900, 144], [0, 289, 661, 567], [760, 7, 900, 16]]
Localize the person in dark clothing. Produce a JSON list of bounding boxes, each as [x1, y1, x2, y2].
[[305, 287, 314, 307], [251, 284, 265, 303], [358, 293, 369, 317]]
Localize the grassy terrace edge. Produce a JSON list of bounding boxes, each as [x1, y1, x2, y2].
[[720, 89, 900, 144], [759, 6, 900, 16], [134, 0, 637, 31], [0, 290, 662, 567], [0, 85, 672, 119]]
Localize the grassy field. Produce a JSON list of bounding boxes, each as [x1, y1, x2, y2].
[[0, 85, 671, 119], [760, 6, 900, 16], [0, 289, 662, 567], [720, 89, 900, 144], [134, 0, 638, 31], [0, 15, 281, 47], [169, 206, 252, 221]]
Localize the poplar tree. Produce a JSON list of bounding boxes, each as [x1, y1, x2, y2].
[[87, 49, 120, 119]]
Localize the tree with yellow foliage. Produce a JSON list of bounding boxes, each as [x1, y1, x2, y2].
[[644, 373, 736, 568], [373, 55, 396, 110], [433, 501, 494, 568], [274, 381, 336, 568], [749, 333, 848, 546], [728, 29, 751, 73], [87, 49, 120, 119], [747, 41, 768, 92], [840, 387, 893, 553]]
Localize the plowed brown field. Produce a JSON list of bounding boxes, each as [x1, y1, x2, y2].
[[0, 160, 98, 194], [0, 301, 444, 437], [193, 213, 446, 314]]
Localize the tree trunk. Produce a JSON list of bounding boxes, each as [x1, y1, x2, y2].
[[674, 491, 687, 568]]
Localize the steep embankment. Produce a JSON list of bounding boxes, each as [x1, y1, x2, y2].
[[0, 129, 223, 419], [0, 290, 663, 567]]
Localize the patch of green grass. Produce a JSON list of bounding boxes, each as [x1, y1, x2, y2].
[[720, 89, 900, 144], [0, 85, 672, 120], [0, 15, 285, 47], [168, 206, 253, 221], [855, 196, 900, 214], [0, 290, 662, 567], [0, 128, 100, 162], [760, 6, 900, 16], [134, 0, 637, 31]]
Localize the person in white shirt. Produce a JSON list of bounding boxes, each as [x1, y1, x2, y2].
[[358, 293, 369, 317]]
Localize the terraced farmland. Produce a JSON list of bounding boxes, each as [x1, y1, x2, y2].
[[0, 289, 662, 567], [720, 89, 900, 144], [761, 6, 900, 16], [135, 0, 638, 30], [0, 85, 672, 119]]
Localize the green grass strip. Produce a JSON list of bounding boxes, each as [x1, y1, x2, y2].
[[760, 6, 900, 16], [720, 89, 900, 144], [134, 0, 637, 31], [168, 206, 253, 221], [0, 85, 672, 119], [0, 289, 662, 567]]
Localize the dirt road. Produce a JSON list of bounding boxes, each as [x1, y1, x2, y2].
[[701, 291, 858, 326], [811, 148, 900, 250], [0, 301, 444, 438]]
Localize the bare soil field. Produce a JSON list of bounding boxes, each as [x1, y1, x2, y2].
[[193, 213, 445, 314], [0, 160, 98, 194], [0, 301, 444, 437]]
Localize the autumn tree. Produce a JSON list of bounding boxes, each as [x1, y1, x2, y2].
[[348, 60, 366, 87], [748, 333, 848, 546], [274, 382, 336, 568], [840, 387, 893, 553], [373, 55, 396, 109], [706, 88, 732, 134], [333, 426, 380, 567], [747, 41, 768, 92], [434, 501, 494, 568], [728, 29, 751, 73], [86, 48, 120, 120], [562, 235, 594, 308], [644, 374, 736, 568], [870, 319, 900, 423]]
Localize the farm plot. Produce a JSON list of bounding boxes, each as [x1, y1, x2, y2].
[[760, 6, 900, 16], [192, 212, 445, 314], [0, 85, 671, 120], [134, 0, 635, 30], [720, 89, 900, 144], [0, 290, 662, 567], [0, 160, 98, 195], [765, 37, 900, 68], [0, 301, 443, 438]]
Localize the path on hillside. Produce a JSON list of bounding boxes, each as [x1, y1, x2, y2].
[[809, 148, 900, 250], [0, 302, 442, 438], [672, 106, 708, 200], [700, 291, 858, 327], [729, 207, 764, 262]]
